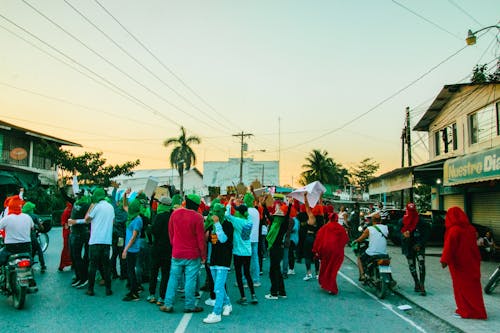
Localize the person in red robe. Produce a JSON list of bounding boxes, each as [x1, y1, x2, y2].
[[312, 212, 349, 295], [58, 202, 73, 271], [440, 206, 487, 319]]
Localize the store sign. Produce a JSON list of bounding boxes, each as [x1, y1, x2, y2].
[[444, 146, 500, 186]]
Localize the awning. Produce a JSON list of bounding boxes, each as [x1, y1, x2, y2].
[[369, 167, 413, 195], [0, 169, 40, 189], [444, 146, 500, 186]]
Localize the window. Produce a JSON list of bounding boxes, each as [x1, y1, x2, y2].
[[469, 103, 497, 145], [497, 101, 500, 136], [434, 123, 457, 156]]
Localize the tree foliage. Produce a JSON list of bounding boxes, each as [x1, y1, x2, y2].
[[40, 142, 140, 187], [471, 63, 500, 83], [299, 149, 349, 186], [350, 158, 380, 192], [163, 126, 201, 174]]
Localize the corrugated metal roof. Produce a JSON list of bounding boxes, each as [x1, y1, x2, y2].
[[0, 119, 81, 147]]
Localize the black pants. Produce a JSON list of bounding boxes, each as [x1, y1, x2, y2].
[[233, 255, 255, 298], [70, 232, 89, 282], [269, 246, 285, 296], [31, 234, 45, 268], [88, 244, 111, 292], [126, 251, 139, 294], [149, 250, 171, 298], [304, 234, 319, 274]]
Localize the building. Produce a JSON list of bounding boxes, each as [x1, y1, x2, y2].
[[203, 158, 279, 192], [112, 167, 206, 196], [0, 119, 81, 202], [370, 83, 500, 236]]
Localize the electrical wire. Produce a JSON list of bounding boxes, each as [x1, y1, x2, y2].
[[63, 0, 234, 134]]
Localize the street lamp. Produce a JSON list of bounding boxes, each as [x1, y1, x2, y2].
[[466, 25, 500, 46]]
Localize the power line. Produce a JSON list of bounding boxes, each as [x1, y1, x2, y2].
[[63, 0, 234, 134], [22, 0, 226, 134], [391, 0, 462, 40], [93, 0, 243, 131], [276, 44, 468, 153]]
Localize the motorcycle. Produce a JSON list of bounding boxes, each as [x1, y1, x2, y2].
[[353, 222, 396, 299], [0, 229, 37, 309], [484, 264, 500, 295], [36, 216, 51, 253]]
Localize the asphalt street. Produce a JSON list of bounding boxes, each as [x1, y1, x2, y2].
[[1, 228, 461, 333]]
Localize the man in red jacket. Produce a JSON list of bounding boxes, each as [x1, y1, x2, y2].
[[160, 194, 206, 314]]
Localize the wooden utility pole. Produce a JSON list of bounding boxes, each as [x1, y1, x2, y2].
[[233, 131, 253, 184], [406, 106, 414, 203]]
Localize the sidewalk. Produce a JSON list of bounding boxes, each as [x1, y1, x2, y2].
[[344, 245, 499, 333]]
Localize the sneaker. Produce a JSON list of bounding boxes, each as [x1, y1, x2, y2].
[[122, 293, 139, 302], [137, 285, 144, 293], [278, 293, 287, 299], [259, 271, 263, 276], [264, 294, 278, 300], [253, 282, 261, 287], [236, 297, 248, 305], [205, 298, 216, 306], [315, 274, 319, 279], [76, 280, 88, 289], [71, 280, 81, 287], [222, 304, 232, 316], [303, 274, 313, 281], [287, 269, 295, 275], [250, 294, 258, 304], [156, 297, 164, 306], [147, 295, 157, 303], [203, 313, 221, 324]]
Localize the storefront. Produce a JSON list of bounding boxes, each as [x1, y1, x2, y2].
[[443, 146, 500, 235]]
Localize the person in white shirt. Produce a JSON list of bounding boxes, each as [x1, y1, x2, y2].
[[0, 195, 34, 265], [353, 212, 388, 279]]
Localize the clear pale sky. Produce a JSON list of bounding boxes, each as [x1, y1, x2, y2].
[[1, 0, 499, 186]]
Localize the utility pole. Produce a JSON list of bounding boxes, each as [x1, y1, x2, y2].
[[233, 131, 253, 184], [405, 106, 414, 203]]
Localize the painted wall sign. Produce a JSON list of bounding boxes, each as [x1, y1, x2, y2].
[[9, 147, 28, 160], [444, 146, 500, 186]]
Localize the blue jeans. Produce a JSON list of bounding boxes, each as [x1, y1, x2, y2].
[[165, 258, 201, 310], [210, 266, 231, 315], [250, 242, 260, 283]]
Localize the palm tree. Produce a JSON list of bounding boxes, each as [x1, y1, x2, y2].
[[163, 126, 201, 196], [299, 149, 335, 185]]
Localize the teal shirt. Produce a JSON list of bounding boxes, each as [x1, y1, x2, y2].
[[225, 205, 252, 256]]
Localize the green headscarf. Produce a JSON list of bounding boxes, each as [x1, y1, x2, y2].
[[205, 203, 226, 230], [243, 193, 255, 208], [75, 194, 91, 206], [157, 203, 172, 215], [127, 199, 141, 226], [171, 194, 182, 208], [22, 201, 36, 214], [92, 188, 106, 203]]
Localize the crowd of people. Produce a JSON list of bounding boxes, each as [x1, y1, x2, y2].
[[0, 184, 491, 323]]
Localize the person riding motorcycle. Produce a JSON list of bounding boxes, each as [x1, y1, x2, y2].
[[0, 195, 34, 266], [353, 212, 388, 280]]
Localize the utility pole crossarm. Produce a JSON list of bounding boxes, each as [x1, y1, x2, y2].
[[233, 131, 254, 184]]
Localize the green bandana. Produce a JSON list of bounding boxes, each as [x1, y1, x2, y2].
[[92, 188, 106, 203], [22, 201, 36, 214], [157, 203, 172, 215], [171, 194, 182, 208], [127, 199, 141, 226], [243, 193, 255, 208]]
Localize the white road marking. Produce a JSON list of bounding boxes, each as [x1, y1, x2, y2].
[[339, 271, 427, 333], [174, 291, 204, 333]]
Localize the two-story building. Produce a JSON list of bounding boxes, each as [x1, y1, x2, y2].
[[0, 120, 81, 204], [370, 83, 500, 236]]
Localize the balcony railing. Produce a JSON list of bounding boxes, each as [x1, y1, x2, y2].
[[1, 150, 54, 170]]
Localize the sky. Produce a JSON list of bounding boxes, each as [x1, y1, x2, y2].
[[1, 0, 499, 187]]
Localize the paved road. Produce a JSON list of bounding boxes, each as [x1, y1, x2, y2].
[[1, 228, 461, 333]]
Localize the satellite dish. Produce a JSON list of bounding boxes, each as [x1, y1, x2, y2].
[[10, 147, 28, 160]]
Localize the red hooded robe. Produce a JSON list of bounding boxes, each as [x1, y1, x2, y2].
[[312, 212, 349, 294], [58, 202, 73, 270], [440, 206, 487, 319]]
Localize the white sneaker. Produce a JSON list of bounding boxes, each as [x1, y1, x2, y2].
[[205, 298, 215, 306], [253, 282, 261, 287], [203, 313, 222, 324], [303, 274, 313, 281], [264, 294, 279, 300], [287, 269, 295, 275], [222, 304, 232, 316]]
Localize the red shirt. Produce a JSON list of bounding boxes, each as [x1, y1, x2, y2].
[[169, 207, 206, 261]]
